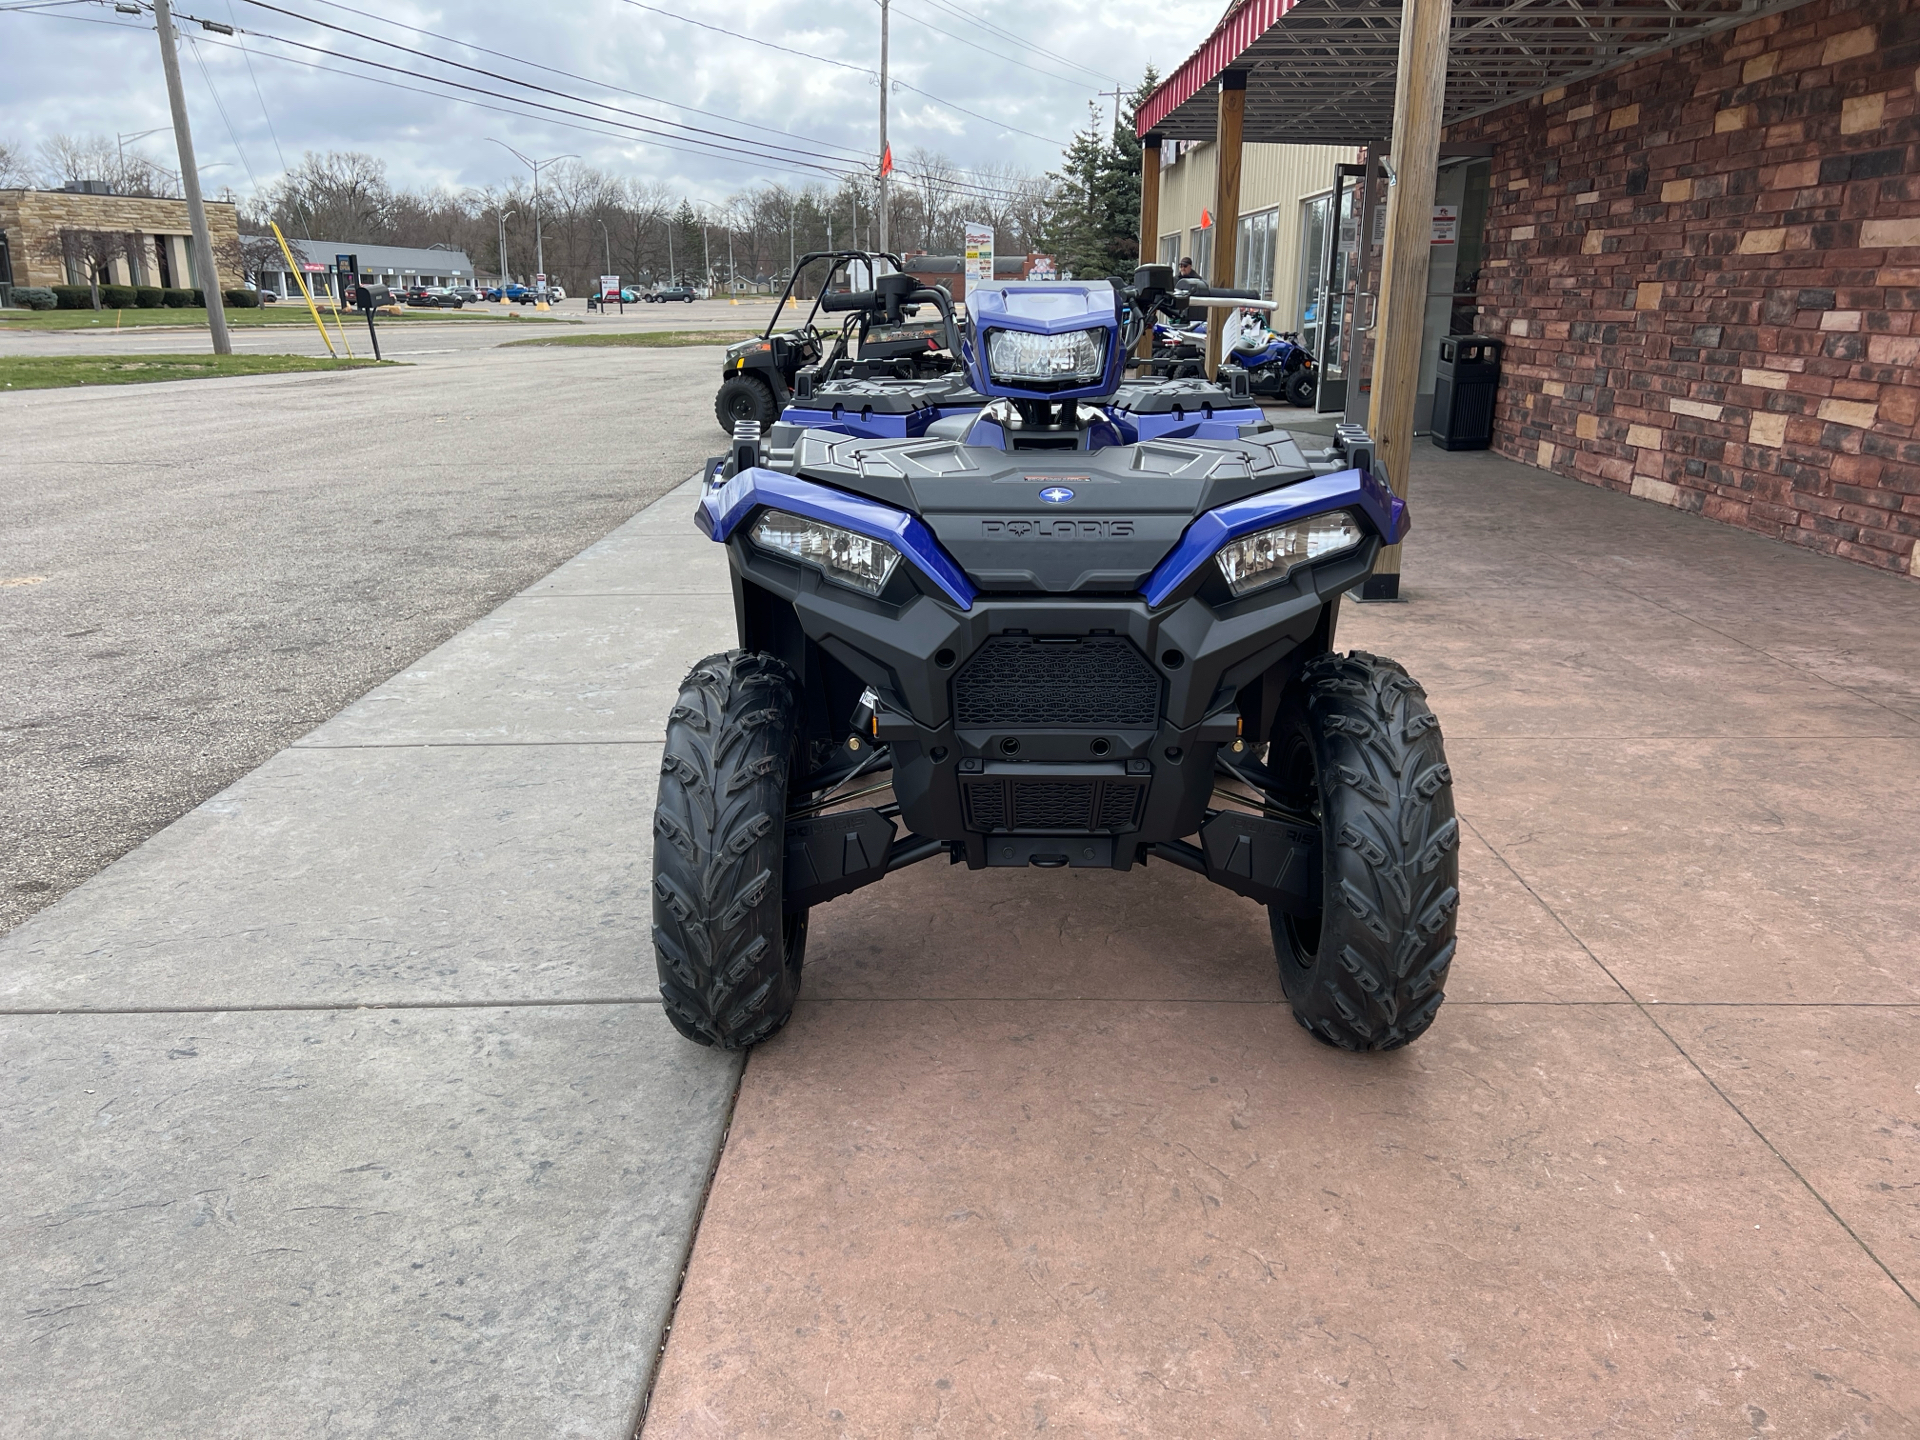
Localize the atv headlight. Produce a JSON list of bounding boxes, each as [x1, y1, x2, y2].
[[751, 510, 901, 596], [1215, 510, 1364, 596], [986, 327, 1108, 384]]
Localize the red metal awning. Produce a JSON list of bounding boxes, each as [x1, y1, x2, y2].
[[1136, 0, 1817, 146], [1134, 0, 1298, 136]]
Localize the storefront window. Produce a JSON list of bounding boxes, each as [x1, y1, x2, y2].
[[1189, 225, 1213, 284], [1297, 192, 1330, 352], [1158, 234, 1180, 268], [1449, 159, 1492, 335], [1235, 208, 1278, 300]]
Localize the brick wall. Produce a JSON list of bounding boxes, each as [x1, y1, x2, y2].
[[1445, 0, 1920, 577]]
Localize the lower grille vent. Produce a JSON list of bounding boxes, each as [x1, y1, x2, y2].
[[962, 776, 1147, 835]]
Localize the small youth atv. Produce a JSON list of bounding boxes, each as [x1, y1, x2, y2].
[[658, 266, 1458, 1053], [714, 251, 964, 433]]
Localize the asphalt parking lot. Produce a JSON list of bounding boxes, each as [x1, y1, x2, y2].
[[0, 337, 727, 933]]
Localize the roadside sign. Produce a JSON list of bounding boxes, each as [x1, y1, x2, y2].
[[302, 263, 325, 272], [600, 274, 621, 300], [1027, 253, 1055, 280], [535, 272, 547, 283], [963, 224, 993, 285]]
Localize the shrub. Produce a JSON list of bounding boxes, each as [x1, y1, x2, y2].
[[162, 288, 195, 307], [222, 288, 259, 308], [53, 284, 94, 309], [11, 287, 57, 311], [190, 288, 205, 307], [135, 286, 163, 308], [100, 284, 137, 308]]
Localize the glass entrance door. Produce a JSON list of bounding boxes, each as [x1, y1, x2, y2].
[[1315, 163, 1364, 414]]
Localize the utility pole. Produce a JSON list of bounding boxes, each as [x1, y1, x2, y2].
[[151, 0, 229, 354], [666, 219, 674, 284], [497, 209, 514, 296], [878, 0, 890, 256], [1098, 85, 1126, 136], [701, 218, 711, 295]]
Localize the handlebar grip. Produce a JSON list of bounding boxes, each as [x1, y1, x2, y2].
[[821, 289, 875, 312], [1181, 284, 1261, 300]]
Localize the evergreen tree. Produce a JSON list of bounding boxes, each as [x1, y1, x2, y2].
[[1041, 68, 1159, 281], [670, 200, 702, 285]]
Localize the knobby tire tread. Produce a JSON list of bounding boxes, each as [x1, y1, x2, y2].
[[652, 650, 806, 1049], [1273, 650, 1459, 1051]]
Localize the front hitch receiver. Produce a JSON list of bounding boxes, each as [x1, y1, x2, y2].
[[1197, 810, 1321, 914]]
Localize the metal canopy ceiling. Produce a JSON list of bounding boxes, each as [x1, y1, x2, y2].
[[1137, 0, 1818, 146]]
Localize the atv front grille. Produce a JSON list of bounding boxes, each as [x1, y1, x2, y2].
[[952, 636, 1161, 729], [961, 776, 1147, 835]]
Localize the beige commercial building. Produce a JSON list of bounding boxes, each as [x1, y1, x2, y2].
[[0, 186, 242, 296]]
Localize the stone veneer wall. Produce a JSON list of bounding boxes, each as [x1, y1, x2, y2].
[[1444, 0, 1920, 577], [0, 190, 241, 290]]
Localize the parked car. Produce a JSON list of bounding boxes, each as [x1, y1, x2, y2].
[[449, 286, 482, 303], [484, 283, 537, 302], [648, 285, 696, 303], [405, 286, 464, 309]]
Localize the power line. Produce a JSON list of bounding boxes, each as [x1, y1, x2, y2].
[[887, 0, 1103, 94], [179, 8, 859, 178], [912, 0, 1121, 85], [225, 0, 860, 173], [619, 0, 1069, 147], [291, 0, 876, 166]]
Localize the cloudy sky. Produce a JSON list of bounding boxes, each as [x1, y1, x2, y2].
[[2, 0, 1223, 201]]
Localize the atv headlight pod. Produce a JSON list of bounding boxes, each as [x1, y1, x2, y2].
[[1214, 510, 1364, 596], [985, 326, 1109, 385], [751, 509, 901, 596]]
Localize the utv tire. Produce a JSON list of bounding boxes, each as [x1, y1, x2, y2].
[[1285, 369, 1317, 407], [1269, 651, 1459, 1051], [652, 650, 808, 1050], [715, 375, 777, 433]]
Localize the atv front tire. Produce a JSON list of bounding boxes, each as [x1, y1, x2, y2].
[[715, 374, 777, 434], [652, 650, 808, 1049], [1285, 369, 1317, 407], [1269, 651, 1458, 1050]]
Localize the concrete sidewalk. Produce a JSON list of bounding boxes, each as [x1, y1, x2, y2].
[[1, 477, 738, 1438]]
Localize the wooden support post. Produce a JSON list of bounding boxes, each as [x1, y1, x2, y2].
[[1203, 70, 1246, 381], [1362, 0, 1452, 601], [1137, 133, 1162, 360]]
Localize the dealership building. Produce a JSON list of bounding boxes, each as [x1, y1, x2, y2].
[[1141, 0, 1920, 578]]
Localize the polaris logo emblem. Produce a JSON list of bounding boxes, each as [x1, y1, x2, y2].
[[1038, 487, 1075, 504], [981, 518, 1135, 537]]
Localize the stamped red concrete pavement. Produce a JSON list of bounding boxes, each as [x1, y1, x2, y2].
[[642, 452, 1920, 1436]]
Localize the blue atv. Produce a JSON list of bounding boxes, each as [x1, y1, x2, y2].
[[654, 264, 1458, 1053], [1224, 323, 1320, 407]]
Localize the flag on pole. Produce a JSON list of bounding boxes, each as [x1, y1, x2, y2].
[[1200, 208, 1213, 228], [880, 145, 894, 177]]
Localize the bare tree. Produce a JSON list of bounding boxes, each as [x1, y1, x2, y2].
[[31, 227, 146, 306], [37, 132, 175, 197], [0, 137, 34, 189], [261, 151, 395, 241]]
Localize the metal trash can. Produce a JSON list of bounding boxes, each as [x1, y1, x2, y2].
[[1431, 335, 1503, 451]]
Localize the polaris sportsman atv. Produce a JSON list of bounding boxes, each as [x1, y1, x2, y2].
[[658, 265, 1458, 1054], [715, 251, 967, 433], [1222, 321, 1320, 407]]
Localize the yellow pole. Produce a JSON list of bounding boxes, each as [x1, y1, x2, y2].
[[269, 222, 337, 358]]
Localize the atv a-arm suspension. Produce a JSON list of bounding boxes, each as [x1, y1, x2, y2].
[[783, 744, 951, 912]]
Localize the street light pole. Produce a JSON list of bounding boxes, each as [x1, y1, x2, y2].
[[151, 0, 229, 354], [598, 219, 612, 276], [497, 208, 515, 298], [487, 139, 575, 300]]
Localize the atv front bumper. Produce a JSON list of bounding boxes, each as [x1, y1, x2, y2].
[[724, 527, 1380, 869]]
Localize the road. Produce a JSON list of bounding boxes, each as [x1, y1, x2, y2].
[[0, 336, 733, 934], [0, 296, 786, 359]]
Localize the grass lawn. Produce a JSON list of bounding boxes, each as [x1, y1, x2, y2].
[[0, 354, 391, 391], [501, 329, 759, 349], [0, 306, 575, 331]]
